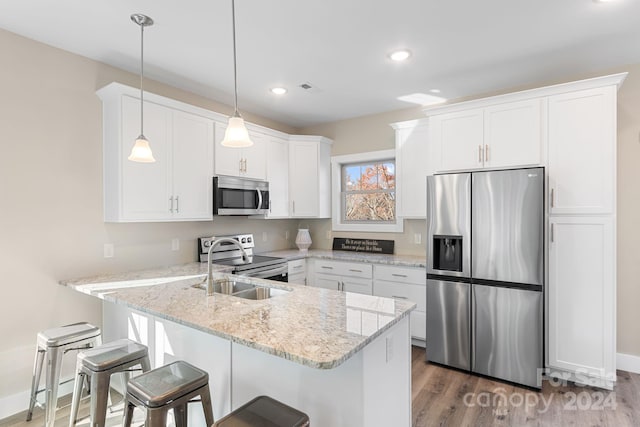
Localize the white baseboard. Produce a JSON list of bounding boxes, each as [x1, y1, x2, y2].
[[617, 352, 640, 374], [0, 377, 74, 420]]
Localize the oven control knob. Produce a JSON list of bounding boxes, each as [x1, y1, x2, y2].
[[241, 238, 247, 243], [203, 241, 210, 247], [247, 237, 252, 243]]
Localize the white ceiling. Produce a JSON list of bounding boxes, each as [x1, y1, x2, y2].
[[1, 0, 640, 128]]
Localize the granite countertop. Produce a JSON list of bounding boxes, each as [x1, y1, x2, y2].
[[60, 262, 415, 370], [261, 249, 427, 268]]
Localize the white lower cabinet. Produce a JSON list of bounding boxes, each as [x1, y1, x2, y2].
[[287, 258, 306, 285], [548, 216, 615, 387], [373, 265, 426, 342], [311, 259, 373, 294]]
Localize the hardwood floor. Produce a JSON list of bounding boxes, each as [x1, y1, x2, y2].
[[3, 347, 640, 426], [411, 346, 640, 427]]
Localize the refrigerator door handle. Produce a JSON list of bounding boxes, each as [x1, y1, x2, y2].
[[471, 288, 476, 370], [551, 223, 554, 243]]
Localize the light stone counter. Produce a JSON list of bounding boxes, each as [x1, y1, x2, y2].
[[60, 262, 415, 370], [261, 249, 427, 268]]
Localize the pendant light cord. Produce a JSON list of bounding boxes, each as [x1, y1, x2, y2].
[[140, 22, 145, 136], [232, 0, 239, 116]]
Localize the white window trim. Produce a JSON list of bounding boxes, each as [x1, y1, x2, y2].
[[331, 149, 403, 233]]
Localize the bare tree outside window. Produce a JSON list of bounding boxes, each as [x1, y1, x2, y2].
[[342, 160, 395, 222]]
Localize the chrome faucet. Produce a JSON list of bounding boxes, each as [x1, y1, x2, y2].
[[207, 237, 250, 296]]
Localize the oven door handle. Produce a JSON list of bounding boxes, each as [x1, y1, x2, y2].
[[244, 265, 287, 279]]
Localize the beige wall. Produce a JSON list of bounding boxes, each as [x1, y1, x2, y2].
[[301, 66, 640, 359], [0, 28, 300, 410]]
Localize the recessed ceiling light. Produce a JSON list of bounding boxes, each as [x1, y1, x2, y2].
[[270, 87, 287, 95], [389, 49, 411, 62], [430, 89, 441, 94], [593, 0, 615, 2]]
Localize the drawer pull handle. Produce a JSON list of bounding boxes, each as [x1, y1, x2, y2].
[[391, 274, 407, 278], [392, 295, 408, 300], [293, 265, 303, 270], [349, 269, 363, 273], [321, 266, 333, 269]]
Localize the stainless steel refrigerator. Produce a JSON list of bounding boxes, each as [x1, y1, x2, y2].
[[426, 167, 543, 388]]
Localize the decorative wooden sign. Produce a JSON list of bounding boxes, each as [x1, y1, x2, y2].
[[332, 238, 394, 254]]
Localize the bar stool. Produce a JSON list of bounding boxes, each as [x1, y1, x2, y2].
[[68, 338, 151, 427], [27, 322, 101, 427], [122, 360, 214, 427], [214, 395, 310, 427]]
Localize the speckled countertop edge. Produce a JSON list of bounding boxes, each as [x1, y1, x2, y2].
[[61, 262, 416, 370], [261, 249, 427, 268]]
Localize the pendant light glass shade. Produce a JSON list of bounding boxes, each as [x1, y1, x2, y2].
[[222, 0, 253, 148], [221, 115, 253, 147], [129, 13, 155, 163], [128, 135, 156, 162]]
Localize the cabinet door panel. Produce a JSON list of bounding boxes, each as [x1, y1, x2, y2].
[[410, 311, 426, 341], [484, 99, 542, 169], [431, 109, 484, 172], [313, 274, 341, 291], [548, 87, 615, 214], [342, 277, 373, 295], [214, 122, 241, 177], [289, 141, 319, 217], [395, 122, 432, 218], [243, 132, 267, 180], [266, 137, 289, 218], [373, 280, 426, 312], [548, 217, 615, 380], [121, 96, 172, 220], [172, 111, 214, 220]]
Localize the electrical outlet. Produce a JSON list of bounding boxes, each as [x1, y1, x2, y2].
[[104, 243, 114, 258], [285, 230, 290, 240], [414, 233, 422, 244], [386, 336, 394, 363], [171, 238, 180, 251], [326, 230, 331, 240], [262, 231, 268, 242]]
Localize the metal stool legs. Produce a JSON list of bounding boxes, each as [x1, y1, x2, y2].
[[26, 322, 101, 427]]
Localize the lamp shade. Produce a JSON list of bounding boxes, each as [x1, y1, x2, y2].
[[221, 116, 253, 147], [295, 229, 312, 252], [128, 135, 156, 162]]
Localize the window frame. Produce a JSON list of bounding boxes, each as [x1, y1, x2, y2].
[[331, 149, 403, 233]]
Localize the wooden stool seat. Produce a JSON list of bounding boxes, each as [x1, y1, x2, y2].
[[214, 395, 310, 427]]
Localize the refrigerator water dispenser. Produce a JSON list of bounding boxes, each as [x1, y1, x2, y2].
[[432, 235, 463, 272]]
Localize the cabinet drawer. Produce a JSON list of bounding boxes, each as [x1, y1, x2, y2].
[[374, 265, 425, 285], [373, 281, 426, 312], [314, 259, 372, 279], [288, 259, 306, 275], [288, 272, 306, 286]]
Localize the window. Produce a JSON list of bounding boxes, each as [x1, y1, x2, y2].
[[331, 150, 403, 232]]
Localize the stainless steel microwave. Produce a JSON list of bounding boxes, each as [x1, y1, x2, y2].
[[213, 176, 269, 216]]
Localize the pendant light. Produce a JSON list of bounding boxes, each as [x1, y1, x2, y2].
[[128, 14, 156, 162], [221, 0, 253, 148]]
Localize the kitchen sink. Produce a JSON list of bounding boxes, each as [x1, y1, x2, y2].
[[192, 278, 291, 300]]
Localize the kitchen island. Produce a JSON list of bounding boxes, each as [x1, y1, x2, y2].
[[61, 262, 415, 426]]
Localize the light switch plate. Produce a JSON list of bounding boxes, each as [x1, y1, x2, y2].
[[414, 233, 422, 244], [104, 243, 114, 258], [285, 230, 290, 240], [262, 231, 268, 242], [171, 238, 180, 251]]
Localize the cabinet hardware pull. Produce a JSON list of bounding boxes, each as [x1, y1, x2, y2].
[[243, 158, 248, 173], [392, 295, 408, 300], [239, 158, 243, 173], [551, 223, 554, 243], [269, 200, 272, 213], [169, 196, 174, 213], [478, 145, 483, 163], [341, 282, 344, 291], [349, 269, 362, 273], [391, 274, 407, 278], [550, 188, 555, 208], [292, 201, 295, 214], [485, 145, 489, 162], [293, 265, 302, 270], [175, 196, 179, 213], [321, 266, 333, 269]]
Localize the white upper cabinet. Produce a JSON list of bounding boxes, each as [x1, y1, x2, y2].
[[548, 86, 615, 215], [429, 99, 542, 172], [98, 83, 215, 222], [289, 136, 332, 218], [214, 123, 267, 180], [431, 108, 484, 171], [266, 136, 290, 218], [392, 119, 434, 218], [483, 99, 542, 169]]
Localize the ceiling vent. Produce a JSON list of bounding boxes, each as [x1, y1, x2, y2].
[[299, 82, 321, 93]]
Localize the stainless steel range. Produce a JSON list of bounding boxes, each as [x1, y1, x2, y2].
[[198, 234, 288, 282]]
